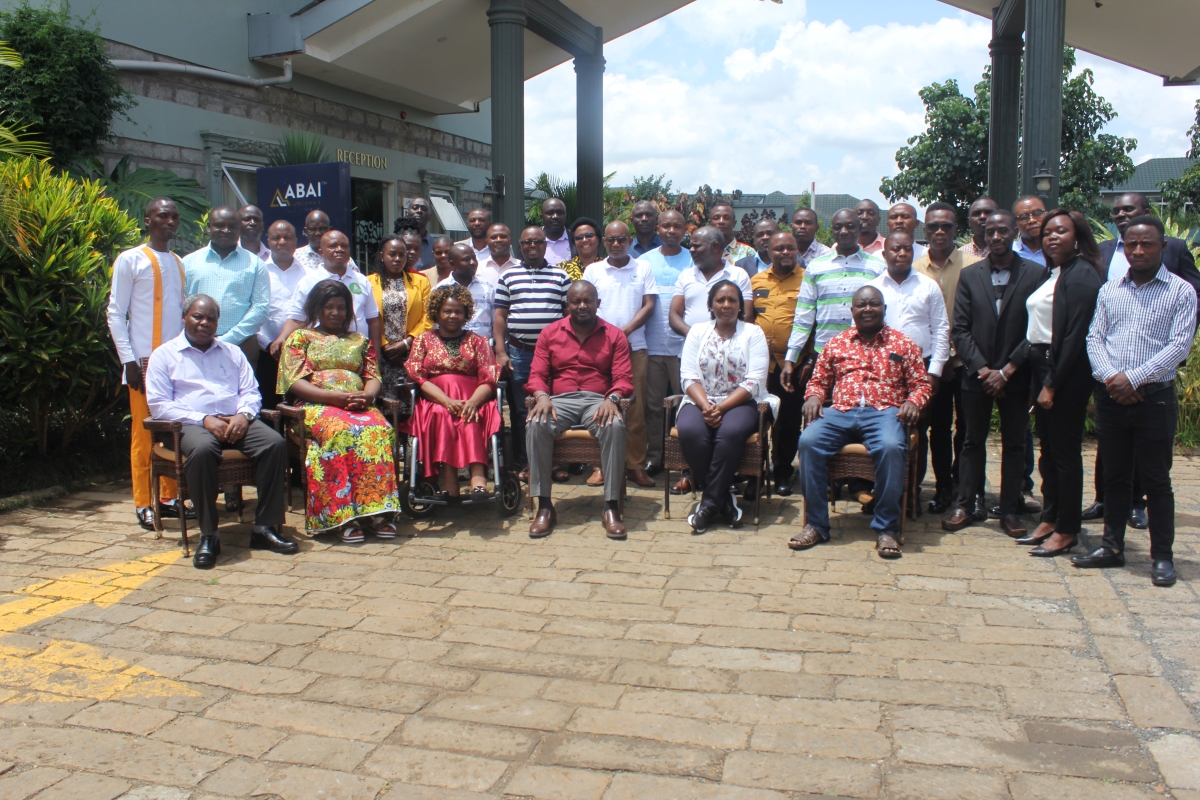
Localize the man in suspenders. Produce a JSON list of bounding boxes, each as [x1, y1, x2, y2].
[[106, 198, 193, 529]]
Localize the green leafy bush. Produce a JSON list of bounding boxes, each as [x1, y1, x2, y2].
[[267, 131, 331, 167], [0, 3, 132, 165], [0, 156, 139, 454]]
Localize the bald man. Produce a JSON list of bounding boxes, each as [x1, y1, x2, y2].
[[856, 200, 885, 254], [294, 210, 361, 273], [886, 203, 927, 261]]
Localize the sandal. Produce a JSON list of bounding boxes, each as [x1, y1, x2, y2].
[[375, 521, 398, 539], [876, 533, 902, 559], [788, 525, 824, 551], [552, 466, 570, 483], [340, 526, 365, 543]]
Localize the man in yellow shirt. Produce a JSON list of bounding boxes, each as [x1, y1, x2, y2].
[[752, 231, 806, 495]]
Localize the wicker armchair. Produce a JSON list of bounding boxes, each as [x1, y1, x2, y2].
[[523, 395, 632, 515], [145, 410, 283, 556], [660, 395, 772, 525]]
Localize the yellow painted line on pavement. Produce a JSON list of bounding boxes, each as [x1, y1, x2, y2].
[[0, 551, 202, 704]]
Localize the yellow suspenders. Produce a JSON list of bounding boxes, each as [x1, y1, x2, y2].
[[140, 245, 185, 350]]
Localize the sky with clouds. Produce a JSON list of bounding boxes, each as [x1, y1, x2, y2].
[[523, 0, 1200, 209]]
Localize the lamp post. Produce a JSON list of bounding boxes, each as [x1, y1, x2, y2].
[[1032, 159, 1055, 204]]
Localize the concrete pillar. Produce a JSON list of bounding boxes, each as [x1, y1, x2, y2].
[[575, 47, 605, 224], [987, 31, 1023, 212], [1021, 0, 1065, 207], [488, 0, 527, 247]]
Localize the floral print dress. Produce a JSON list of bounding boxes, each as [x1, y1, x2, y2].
[[278, 329, 399, 533]]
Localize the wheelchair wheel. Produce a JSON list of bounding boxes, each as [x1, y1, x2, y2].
[[402, 478, 440, 520], [498, 471, 523, 517]]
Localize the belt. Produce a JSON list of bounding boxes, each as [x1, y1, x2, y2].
[[507, 336, 536, 352], [1138, 380, 1174, 395]]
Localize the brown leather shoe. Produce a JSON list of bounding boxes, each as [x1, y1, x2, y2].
[[627, 468, 655, 487], [586, 468, 605, 486], [529, 507, 557, 539], [787, 525, 824, 550], [602, 508, 626, 539], [671, 476, 693, 495], [1000, 514, 1027, 537], [941, 507, 973, 532]]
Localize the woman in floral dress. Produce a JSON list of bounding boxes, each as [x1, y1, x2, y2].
[[367, 235, 431, 400], [405, 284, 501, 499], [278, 279, 401, 542]]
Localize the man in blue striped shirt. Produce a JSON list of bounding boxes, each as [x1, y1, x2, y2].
[[494, 226, 571, 471], [1076, 215, 1197, 587]]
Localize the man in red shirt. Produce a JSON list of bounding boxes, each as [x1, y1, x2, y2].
[[526, 281, 635, 540], [790, 285, 931, 557]]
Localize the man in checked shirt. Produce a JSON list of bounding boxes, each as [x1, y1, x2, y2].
[[789, 285, 931, 558]]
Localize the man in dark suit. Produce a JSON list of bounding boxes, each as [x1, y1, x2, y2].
[[942, 210, 1047, 536], [1084, 192, 1200, 527]]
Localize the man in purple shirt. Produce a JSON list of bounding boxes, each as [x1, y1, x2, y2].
[[542, 198, 571, 266]]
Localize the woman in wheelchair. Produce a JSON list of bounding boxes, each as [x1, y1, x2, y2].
[[278, 279, 401, 543], [678, 280, 777, 533], [404, 284, 501, 501]]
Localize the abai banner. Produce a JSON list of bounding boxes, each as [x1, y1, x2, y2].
[[257, 162, 352, 247]]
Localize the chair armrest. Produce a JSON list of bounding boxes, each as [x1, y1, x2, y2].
[[143, 418, 182, 433], [274, 404, 305, 421], [260, 409, 280, 425], [663, 394, 684, 410], [524, 395, 535, 410], [756, 401, 771, 414]]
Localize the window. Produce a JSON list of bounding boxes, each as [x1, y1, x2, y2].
[[222, 162, 258, 209], [430, 192, 467, 236]]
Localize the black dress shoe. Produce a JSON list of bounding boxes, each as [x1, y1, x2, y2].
[[1071, 547, 1125, 569], [157, 501, 196, 520], [136, 507, 155, 531], [1030, 536, 1077, 557], [1081, 500, 1104, 521], [775, 478, 793, 497], [972, 494, 988, 522], [928, 489, 953, 514], [1129, 507, 1148, 530], [250, 526, 299, 554], [645, 463, 662, 477], [193, 535, 219, 569], [1014, 532, 1052, 546], [1151, 560, 1177, 587]]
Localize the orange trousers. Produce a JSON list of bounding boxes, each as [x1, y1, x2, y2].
[[129, 386, 177, 507]]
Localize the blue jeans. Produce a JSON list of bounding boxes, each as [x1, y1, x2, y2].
[[506, 344, 535, 466], [798, 406, 908, 538]]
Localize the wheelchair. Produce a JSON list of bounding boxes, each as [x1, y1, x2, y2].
[[396, 381, 523, 520]]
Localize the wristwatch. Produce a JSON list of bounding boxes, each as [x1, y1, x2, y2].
[[607, 394, 621, 405], [241, 412, 255, 422]]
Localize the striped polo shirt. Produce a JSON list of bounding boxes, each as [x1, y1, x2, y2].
[[785, 247, 886, 360], [495, 261, 571, 345]]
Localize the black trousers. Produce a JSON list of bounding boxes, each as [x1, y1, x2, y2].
[[1096, 387, 1176, 560], [677, 401, 761, 511], [956, 387, 1029, 515], [1093, 441, 1145, 509], [768, 365, 806, 483], [254, 348, 281, 411], [180, 420, 287, 536], [1030, 346, 1090, 535], [921, 365, 963, 495]]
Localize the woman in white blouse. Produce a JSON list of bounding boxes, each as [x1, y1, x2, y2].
[[1019, 209, 1103, 557], [678, 280, 779, 533]]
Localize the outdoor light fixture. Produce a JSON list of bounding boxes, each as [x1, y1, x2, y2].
[[1033, 159, 1054, 197]]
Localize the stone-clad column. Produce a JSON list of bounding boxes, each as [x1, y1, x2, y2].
[[1021, 0, 1065, 207], [488, 0, 527, 246], [575, 46, 605, 225], [988, 31, 1023, 212]]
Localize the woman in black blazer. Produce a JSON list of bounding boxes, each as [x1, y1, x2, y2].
[[1019, 209, 1104, 556]]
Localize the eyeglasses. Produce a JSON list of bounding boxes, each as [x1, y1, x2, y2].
[[574, 232, 596, 241], [1016, 208, 1046, 222], [603, 236, 629, 245], [925, 222, 955, 232], [519, 239, 547, 246]]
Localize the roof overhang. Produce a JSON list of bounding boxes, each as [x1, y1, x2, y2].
[[940, 0, 1200, 85], [249, 0, 694, 115]]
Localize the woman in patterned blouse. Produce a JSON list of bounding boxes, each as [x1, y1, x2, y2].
[[677, 280, 777, 533], [557, 217, 602, 281]]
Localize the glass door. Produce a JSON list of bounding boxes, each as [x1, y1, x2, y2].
[[351, 178, 385, 268]]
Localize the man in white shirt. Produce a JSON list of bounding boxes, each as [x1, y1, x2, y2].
[[478, 223, 519, 285], [256, 220, 307, 408], [541, 198, 571, 266], [670, 227, 754, 334], [274, 230, 382, 358], [583, 220, 658, 487], [457, 208, 492, 263], [869, 230, 950, 514], [106, 197, 191, 529], [437, 244, 495, 340], [145, 295, 297, 569], [239, 204, 271, 262], [294, 210, 361, 273]]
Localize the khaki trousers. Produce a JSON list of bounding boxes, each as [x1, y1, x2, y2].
[[626, 349, 649, 470], [644, 354, 680, 469]]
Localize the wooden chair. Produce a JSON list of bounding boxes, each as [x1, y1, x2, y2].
[[800, 421, 920, 539], [145, 410, 283, 556], [523, 395, 632, 515], [660, 395, 772, 525]]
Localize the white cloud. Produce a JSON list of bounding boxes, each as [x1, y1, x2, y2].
[[523, 0, 1200, 205]]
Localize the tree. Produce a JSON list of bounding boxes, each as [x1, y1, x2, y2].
[[1159, 100, 1200, 225], [0, 4, 132, 166], [882, 48, 1136, 224], [0, 40, 49, 160]]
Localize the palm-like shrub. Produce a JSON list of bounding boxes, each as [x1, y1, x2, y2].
[[0, 157, 138, 454], [267, 131, 331, 167]]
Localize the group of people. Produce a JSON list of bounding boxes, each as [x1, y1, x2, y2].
[[107, 189, 1196, 586]]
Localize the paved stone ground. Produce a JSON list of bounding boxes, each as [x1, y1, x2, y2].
[[0, 439, 1198, 799]]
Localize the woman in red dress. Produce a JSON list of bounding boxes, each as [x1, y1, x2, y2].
[[405, 284, 501, 499]]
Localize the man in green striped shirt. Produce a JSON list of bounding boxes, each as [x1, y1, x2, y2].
[[781, 208, 886, 387]]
